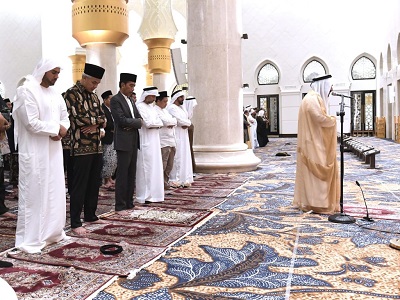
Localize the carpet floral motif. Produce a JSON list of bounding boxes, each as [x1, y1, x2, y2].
[[7, 237, 166, 276], [0, 258, 114, 299], [102, 206, 213, 227], [97, 137, 400, 299], [67, 220, 190, 247]]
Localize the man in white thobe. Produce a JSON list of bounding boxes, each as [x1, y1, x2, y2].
[[167, 90, 193, 188], [135, 87, 164, 203], [248, 108, 258, 149], [155, 91, 177, 190], [183, 95, 198, 172], [13, 58, 70, 253]]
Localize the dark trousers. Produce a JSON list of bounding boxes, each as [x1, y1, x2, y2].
[[69, 154, 102, 228], [0, 167, 8, 215], [115, 149, 137, 211], [63, 149, 74, 194], [188, 124, 195, 172]]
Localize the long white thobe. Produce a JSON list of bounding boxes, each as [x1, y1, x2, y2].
[[248, 115, 258, 149], [167, 104, 193, 186], [135, 102, 164, 203], [13, 81, 70, 253], [154, 105, 177, 148]]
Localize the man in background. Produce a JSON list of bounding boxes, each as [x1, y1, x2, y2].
[[167, 90, 193, 188], [155, 91, 177, 190], [100, 90, 117, 190], [183, 96, 197, 172], [0, 113, 14, 219]]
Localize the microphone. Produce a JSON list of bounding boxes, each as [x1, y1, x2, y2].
[[331, 92, 354, 99], [356, 181, 374, 222]]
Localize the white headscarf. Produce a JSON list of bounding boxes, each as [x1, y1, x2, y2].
[[12, 58, 62, 148], [258, 110, 265, 117], [138, 86, 159, 103], [171, 90, 185, 103], [183, 96, 197, 120], [311, 77, 332, 109]]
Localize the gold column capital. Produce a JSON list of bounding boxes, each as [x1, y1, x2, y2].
[[72, 0, 129, 46], [143, 38, 174, 74], [69, 54, 86, 83]]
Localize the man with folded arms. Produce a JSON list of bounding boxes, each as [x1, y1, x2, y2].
[[167, 90, 193, 188], [155, 91, 177, 190], [135, 87, 164, 203], [110, 73, 142, 214], [13, 58, 69, 252], [64, 63, 107, 235]]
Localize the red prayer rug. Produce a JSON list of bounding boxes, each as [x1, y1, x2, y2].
[[344, 204, 400, 220], [7, 237, 166, 276], [67, 220, 190, 247], [0, 235, 15, 253], [101, 206, 213, 227], [0, 257, 114, 299], [170, 187, 234, 198], [0, 217, 16, 237], [146, 196, 226, 210]]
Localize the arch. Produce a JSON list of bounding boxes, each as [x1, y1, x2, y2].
[[256, 61, 280, 85], [301, 57, 328, 83], [351, 54, 376, 80], [387, 43, 392, 71]]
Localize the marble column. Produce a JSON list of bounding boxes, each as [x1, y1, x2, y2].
[[85, 44, 118, 95], [187, 0, 260, 173], [71, 0, 129, 95], [138, 0, 177, 88]]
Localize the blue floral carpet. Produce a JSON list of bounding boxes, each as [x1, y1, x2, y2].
[[95, 137, 400, 299]]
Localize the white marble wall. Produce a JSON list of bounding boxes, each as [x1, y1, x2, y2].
[[1, 0, 400, 138]]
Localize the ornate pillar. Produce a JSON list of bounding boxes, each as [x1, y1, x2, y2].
[[69, 53, 86, 84], [71, 0, 129, 95], [138, 0, 177, 90], [187, 0, 260, 173]]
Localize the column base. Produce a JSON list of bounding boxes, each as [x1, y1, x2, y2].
[[194, 148, 261, 173]]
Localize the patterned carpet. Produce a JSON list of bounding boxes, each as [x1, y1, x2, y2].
[[95, 137, 400, 299], [1, 137, 400, 299]]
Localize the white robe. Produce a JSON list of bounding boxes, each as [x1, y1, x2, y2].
[[13, 77, 70, 253], [248, 115, 258, 149], [167, 104, 193, 185], [135, 102, 164, 203]]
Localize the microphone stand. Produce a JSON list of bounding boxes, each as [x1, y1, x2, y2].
[[328, 94, 356, 224]]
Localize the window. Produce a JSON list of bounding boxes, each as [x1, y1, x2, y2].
[[303, 60, 326, 82], [351, 56, 376, 80], [257, 63, 279, 85]]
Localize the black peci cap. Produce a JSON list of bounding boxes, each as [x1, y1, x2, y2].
[[84, 63, 105, 80], [120, 73, 137, 83]]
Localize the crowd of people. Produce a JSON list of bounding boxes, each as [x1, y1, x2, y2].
[[243, 106, 269, 148], [0, 58, 196, 253], [0, 58, 353, 256]]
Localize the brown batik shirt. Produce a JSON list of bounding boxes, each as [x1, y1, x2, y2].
[[64, 81, 106, 156]]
